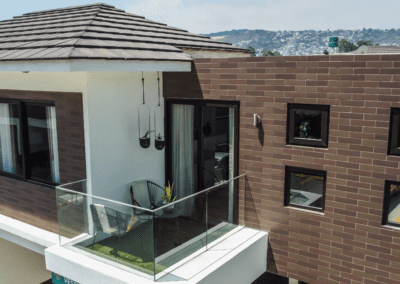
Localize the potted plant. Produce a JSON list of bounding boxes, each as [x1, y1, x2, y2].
[[139, 130, 151, 148], [155, 133, 165, 150], [161, 181, 176, 213]]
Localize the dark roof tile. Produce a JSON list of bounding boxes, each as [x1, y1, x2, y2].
[[0, 3, 248, 62]]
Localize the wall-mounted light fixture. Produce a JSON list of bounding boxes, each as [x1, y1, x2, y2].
[[253, 114, 261, 127]]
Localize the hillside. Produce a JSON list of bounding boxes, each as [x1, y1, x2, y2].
[[202, 28, 400, 56]]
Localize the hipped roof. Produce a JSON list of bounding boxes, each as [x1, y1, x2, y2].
[[0, 3, 248, 62]]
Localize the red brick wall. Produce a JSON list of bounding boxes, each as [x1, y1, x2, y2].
[[163, 54, 400, 284], [0, 90, 86, 233]]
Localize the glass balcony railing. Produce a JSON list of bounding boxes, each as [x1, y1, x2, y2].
[[55, 174, 248, 281]]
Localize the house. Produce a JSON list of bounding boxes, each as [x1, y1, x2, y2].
[[0, 3, 266, 284], [1, 3, 400, 284]]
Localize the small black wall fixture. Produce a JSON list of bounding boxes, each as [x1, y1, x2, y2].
[[139, 72, 150, 148], [202, 122, 212, 136], [154, 72, 165, 150]]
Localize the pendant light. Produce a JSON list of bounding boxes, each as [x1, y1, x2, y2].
[[154, 72, 165, 150], [139, 72, 150, 148]]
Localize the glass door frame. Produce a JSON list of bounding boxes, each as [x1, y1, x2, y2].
[[165, 98, 240, 224]]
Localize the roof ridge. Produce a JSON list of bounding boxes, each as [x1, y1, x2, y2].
[[68, 7, 104, 59], [22, 3, 115, 16]]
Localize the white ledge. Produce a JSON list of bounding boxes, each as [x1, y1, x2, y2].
[[0, 60, 192, 72], [45, 227, 268, 284], [0, 213, 60, 255]]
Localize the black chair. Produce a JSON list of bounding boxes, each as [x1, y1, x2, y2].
[[90, 204, 137, 249], [129, 180, 165, 219]]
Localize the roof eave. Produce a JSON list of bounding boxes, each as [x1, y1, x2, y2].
[[0, 58, 192, 72]]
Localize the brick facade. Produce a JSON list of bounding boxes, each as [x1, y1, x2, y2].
[[0, 90, 86, 234], [163, 54, 400, 284]]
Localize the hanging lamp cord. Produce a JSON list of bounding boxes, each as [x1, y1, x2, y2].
[[157, 72, 160, 106], [142, 71, 145, 104]]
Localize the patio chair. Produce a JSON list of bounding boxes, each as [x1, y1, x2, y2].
[[129, 180, 165, 219], [90, 204, 138, 249]]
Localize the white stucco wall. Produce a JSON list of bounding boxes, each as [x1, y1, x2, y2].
[[0, 237, 51, 284], [0, 71, 87, 93], [85, 71, 165, 204]]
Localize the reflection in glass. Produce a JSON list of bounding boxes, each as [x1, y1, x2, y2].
[[289, 172, 324, 209], [388, 183, 400, 224], [294, 110, 322, 139], [202, 106, 234, 187], [0, 103, 22, 175], [26, 104, 59, 183], [154, 193, 207, 280]]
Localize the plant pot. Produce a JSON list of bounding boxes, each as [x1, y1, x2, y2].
[[163, 203, 174, 213], [139, 138, 150, 148], [155, 139, 165, 150]]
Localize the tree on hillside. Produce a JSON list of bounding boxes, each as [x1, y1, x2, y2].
[[247, 45, 257, 57], [261, 49, 282, 56], [357, 40, 374, 47], [338, 39, 358, 53]]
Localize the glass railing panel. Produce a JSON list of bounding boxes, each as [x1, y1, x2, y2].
[[206, 177, 241, 249], [56, 186, 156, 279], [55, 174, 248, 282], [56, 186, 88, 243], [153, 192, 207, 281]]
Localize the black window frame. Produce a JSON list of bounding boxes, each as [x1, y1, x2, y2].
[[284, 165, 327, 213], [387, 107, 400, 156], [0, 98, 58, 188], [286, 103, 330, 148], [382, 179, 400, 228]]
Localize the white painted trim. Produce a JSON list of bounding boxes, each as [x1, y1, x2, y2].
[[0, 60, 192, 72], [0, 213, 59, 255]]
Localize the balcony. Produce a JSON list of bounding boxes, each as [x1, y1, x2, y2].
[[45, 175, 268, 284]]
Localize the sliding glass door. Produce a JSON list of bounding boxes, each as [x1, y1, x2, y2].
[[166, 99, 239, 223]]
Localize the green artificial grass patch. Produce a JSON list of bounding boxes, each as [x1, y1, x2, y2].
[[87, 244, 163, 275]]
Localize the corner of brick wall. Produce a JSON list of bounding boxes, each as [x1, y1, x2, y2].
[[164, 54, 400, 284]]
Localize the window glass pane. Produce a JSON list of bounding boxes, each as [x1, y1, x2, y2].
[[0, 103, 23, 175], [294, 110, 322, 139], [290, 172, 324, 209], [388, 183, 400, 224], [26, 104, 59, 183]]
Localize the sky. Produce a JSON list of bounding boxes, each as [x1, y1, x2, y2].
[[1, 0, 400, 34]]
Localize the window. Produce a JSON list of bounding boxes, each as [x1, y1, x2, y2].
[[0, 100, 59, 186], [382, 180, 400, 228], [388, 108, 400, 156], [284, 166, 327, 212], [286, 103, 330, 148]]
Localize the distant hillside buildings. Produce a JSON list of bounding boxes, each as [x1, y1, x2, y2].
[[205, 28, 400, 56]]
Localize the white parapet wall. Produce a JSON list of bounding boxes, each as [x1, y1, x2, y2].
[[45, 227, 268, 284]]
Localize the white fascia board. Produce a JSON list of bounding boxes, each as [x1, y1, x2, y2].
[[0, 60, 192, 73], [0, 213, 59, 255]]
